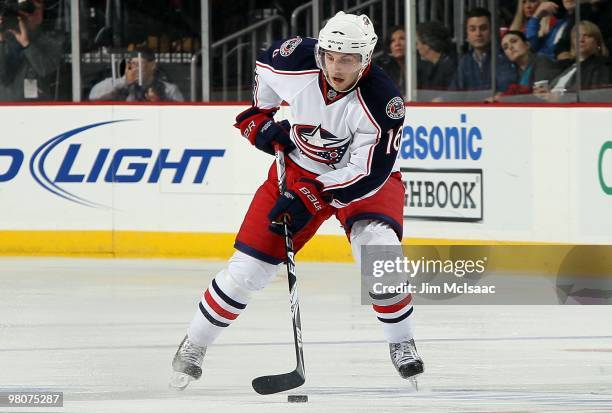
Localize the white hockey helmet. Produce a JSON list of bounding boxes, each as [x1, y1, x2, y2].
[[315, 11, 378, 88]]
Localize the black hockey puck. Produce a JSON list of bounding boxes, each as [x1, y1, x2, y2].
[[287, 394, 308, 403]]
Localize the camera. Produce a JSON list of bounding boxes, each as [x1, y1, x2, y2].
[[0, 0, 36, 32], [1, 0, 36, 14]]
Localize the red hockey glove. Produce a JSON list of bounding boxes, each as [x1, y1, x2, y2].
[[234, 107, 294, 155], [268, 178, 329, 235]]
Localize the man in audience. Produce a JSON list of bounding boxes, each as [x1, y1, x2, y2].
[[450, 7, 516, 92], [415, 21, 457, 90], [89, 46, 184, 102], [0, 0, 63, 101]]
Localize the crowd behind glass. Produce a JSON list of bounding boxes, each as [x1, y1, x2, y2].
[[0, 0, 609, 103]]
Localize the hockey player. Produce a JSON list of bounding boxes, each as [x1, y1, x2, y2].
[[170, 11, 424, 390]]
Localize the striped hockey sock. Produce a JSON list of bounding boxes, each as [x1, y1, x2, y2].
[[373, 293, 415, 343], [187, 269, 252, 346]]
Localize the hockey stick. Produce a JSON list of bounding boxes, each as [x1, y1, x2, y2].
[[251, 144, 306, 395]]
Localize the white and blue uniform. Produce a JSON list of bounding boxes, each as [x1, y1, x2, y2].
[[254, 36, 405, 207], [186, 36, 414, 349]]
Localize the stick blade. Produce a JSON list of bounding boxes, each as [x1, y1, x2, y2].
[[252, 370, 305, 395]]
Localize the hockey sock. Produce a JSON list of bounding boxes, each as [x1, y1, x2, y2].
[[187, 269, 252, 346], [373, 293, 415, 343]]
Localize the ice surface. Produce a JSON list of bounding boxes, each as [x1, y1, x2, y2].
[[1, 258, 611, 412]]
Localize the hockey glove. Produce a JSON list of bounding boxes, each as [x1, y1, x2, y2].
[[268, 178, 328, 236], [234, 107, 294, 155]]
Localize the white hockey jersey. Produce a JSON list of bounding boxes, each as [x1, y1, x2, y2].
[[253, 36, 405, 208]]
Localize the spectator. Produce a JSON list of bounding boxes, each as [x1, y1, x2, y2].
[[0, 0, 63, 101], [544, 20, 611, 94], [589, 0, 612, 55], [375, 26, 406, 93], [450, 8, 516, 92], [499, 30, 563, 95], [510, 0, 556, 34], [89, 46, 184, 102], [415, 21, 457, 90], [526, 0, 596, 61]]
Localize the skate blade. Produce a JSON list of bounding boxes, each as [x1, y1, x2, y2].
[[408, 377, 419, 391], [169, 372, 194, 391]]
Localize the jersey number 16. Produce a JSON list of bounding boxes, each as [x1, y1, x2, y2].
[[386, 126, 402, 155]]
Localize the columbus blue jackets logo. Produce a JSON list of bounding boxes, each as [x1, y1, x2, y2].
[[292, 124, 351, 166], [386, 96, 405, 120], [280, 37, 303, 57]]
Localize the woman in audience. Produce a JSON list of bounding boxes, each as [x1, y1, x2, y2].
[[544, 21, 611, 95], [499, 30, 562, 95], [375, 26, 406, 94], [531, 21, 611, 101], [510, 0, 555, 34], [526, 0, 599, 61], [526, 0, 576, 60]]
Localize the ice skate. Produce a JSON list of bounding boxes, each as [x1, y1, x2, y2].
[[169, 335, 206, 390], [389, 339, 424, 389]]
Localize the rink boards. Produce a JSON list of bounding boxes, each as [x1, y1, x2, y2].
[[0, 103, 611, 258]]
